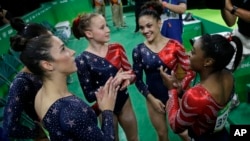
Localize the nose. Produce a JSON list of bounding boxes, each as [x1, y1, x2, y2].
[[106, 26, 110, 33], [69, 48, 76, 56], [142, 27, 149, 34]]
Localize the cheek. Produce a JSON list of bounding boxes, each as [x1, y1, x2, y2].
[[55, 52, 71, 65], [189, 56, 197, 68]]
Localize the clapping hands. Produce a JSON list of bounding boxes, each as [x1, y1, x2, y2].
[[114, 68, 135, 91], [95, 77, 119, 111]]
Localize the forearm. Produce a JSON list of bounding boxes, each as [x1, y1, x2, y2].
[[231, 7, 250, 23], [166, 89, 184, 133], [221, 8, 237, 26], [164, 3, 186, 14], [4, 121, 39, 139]]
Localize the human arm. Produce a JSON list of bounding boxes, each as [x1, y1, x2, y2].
[[175, 44, 195, 90], [114, 44, 136, 90], [3, 78, 39, 138], [166, 88, 204, 133], [75, 56, 98, 102], [62, 78, 118, 141], [0, 9, 10, 24], [95, 77, 119, 112], [132, 46, 150, 98], [221, 0, 238, 26], [161, 0, 187, 14], [132, 46, 165, 113]]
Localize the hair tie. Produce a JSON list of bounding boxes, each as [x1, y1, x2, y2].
[[74, 16, 80, 26], [227, 34, 233, 42], [149, 6, 154, 10]]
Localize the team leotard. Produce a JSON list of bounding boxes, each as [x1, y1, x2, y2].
[[75, 43, 134, 115], [167, 84, 232, 140], [3, 72, 42, 138], [132, 40, 194, 103], [42, 95, 114, 141]]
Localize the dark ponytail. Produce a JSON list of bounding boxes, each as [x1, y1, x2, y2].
[[200, 34, 243, 72], [230, 36, 243, 72]]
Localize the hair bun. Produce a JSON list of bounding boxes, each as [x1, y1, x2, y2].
[[10, 35, 28, 52], [141, 1, 164, 16]]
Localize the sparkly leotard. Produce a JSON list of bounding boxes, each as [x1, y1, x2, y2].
[[132, 40, 195, 103], [167, 84, 233, 140], [3, 72, 42, 138], [42, 95, 114, 141], [75, 43, 134, 115]]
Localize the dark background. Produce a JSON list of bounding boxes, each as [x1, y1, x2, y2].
[[1, 0, 224, 18], [0, 0, 53, 17]]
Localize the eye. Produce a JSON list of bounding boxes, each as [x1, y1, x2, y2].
[[189, 39, 195, 46], [190, 49, 195, 55], [60, 45, 66, 52], [146, 24, 152, 28]]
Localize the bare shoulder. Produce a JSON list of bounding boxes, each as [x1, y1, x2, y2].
[[221, 69, 234, 83]]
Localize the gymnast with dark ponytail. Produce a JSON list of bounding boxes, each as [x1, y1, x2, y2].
[[160, 33, 243, 141]]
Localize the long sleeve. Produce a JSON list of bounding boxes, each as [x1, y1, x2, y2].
[[174, 44, 195, 90], [75, 56, 97, 102], [60, 104, 115, 141], [3, 78, 39, 138], [167, 86, 222, 136], [106, 43, 134, 72], [132, 46, 150, 97]]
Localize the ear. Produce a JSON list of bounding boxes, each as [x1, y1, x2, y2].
[[40, 60, 54, 71], [158, 20, 162, 29], [203, 58, 214, 67], [84, 31, 93, 39]]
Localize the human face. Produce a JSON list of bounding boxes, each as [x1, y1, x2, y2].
[[49, 36, 77, 75], [88, 15, 110, 43], [189, 38, 206, 72], [138, 15, 161, 42]]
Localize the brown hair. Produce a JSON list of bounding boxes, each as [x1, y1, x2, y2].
[[71, 13, 100, 39]]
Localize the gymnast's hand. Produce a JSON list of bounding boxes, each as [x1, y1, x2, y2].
[[95, 77, 119, 111], [159, 66, 181, 90], [114, 68, 135, 90]]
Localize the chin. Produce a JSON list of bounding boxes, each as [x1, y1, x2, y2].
[[146, 38, 153, 43]]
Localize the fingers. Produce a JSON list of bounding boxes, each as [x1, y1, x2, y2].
[[171, 70, 176, 77], [113, 70, 134, 86], [108, 78, 116, 97], [104, 77, 112, 90], [160, 103, 166, 113], [120, 80, 130, 90], [117, 68, 123, 73]]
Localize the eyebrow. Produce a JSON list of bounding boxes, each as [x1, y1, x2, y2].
[[59, 44, 65, 50]]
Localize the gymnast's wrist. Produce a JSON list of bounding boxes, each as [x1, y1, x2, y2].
[[168, 89, 178, 95]]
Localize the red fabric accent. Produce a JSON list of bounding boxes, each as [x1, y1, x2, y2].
[[105, 43, 136, 83], [167, 84, 223, 136], [158, 40, 195, 90], [105, 43, 132, 71], [91, 102, 101, 116]]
